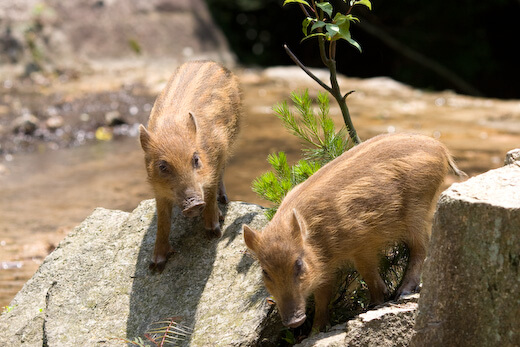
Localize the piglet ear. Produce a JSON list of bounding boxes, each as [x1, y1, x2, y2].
[[291, 208, 308, 242], [188, 112, 198, 135], [243, 224, 259, 253], [139, 124, 152, 152]]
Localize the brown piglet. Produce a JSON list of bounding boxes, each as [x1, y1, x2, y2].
[[140, 61, 241, 272], [243, 133, 466, 332]]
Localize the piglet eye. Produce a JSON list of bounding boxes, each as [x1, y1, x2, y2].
[[262, 269, 271, 281], [157, 160, 170, 174], [294, 258, 304, 276], [192, 152, 201, 169]]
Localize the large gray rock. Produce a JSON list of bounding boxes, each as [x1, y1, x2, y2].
[[412, 150, 520, 346], [0, 0, 234, 69], [296, 294, 419, 347], [0, 200, 279, 346]]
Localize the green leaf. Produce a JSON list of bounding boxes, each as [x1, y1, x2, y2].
[[328, 13, 363, 50], [354, 0, 372, 10], [316, 2, 333, 18], [283, 0, 311, 7], [334, 16, 363, 51], [293, 160, 321, 183], [311, 20, 326, 32], [347, 14, 360, 23], [325, 23, 340, 39], [336, 15, 351, 40], [252, 91, 354, 218], [302, 17, 313, 35], [345, 35, 362, 52], [333, 12, 346, 24], [317, 91, 330, 119], [300, 32, 326, 43], [265, 208, 277, 220], [268, 152, 291, 180]]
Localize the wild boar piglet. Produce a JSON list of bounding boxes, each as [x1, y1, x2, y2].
[[244, 133, 466, 332], [140, 60, 241, 272]]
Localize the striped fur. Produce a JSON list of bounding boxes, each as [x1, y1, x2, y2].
[[244, 133, 466, 331], [140, 61, 241, 271]]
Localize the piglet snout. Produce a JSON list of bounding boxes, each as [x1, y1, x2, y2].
[[182, 198, 206, 217], [283, 312, 307, 328]]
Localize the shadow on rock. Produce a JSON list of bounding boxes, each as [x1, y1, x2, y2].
[[126, 200, 279, 346]]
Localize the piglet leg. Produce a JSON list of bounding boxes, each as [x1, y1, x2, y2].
[[312, 279, 335, 334], [203, 186, 222, 238], [150, 197, 175, 272], [354, 254, 389, 305], [395, 241, 427, 297], [217, 171, 229, 204]]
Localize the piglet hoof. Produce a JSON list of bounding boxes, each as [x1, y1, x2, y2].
[[149, 260, 167, 273], [205, 225, 222, 239], [218, 209, 224, 222], [149, 250, 175, 273], [218, 193, 229, 204], [367, 301, 387, 310], [395, 283, 421, 300]]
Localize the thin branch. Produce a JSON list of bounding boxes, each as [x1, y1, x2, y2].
[[330, 41, 337, 61], [284, 44, 332, 93], [311, 0, 318, 17], [343, 90, 355, 100], [327, 57, 361, 144], [298, 3, 312, 17], [345, 2, 354, 15], [328, 59, 341, 96], [317, 36, 331, 67]]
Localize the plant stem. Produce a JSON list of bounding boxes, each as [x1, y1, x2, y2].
[[284, 44, 332, 93], [318, 37, 330, 66], [284, 44, 361, 144], [328, 58, 361, 144]]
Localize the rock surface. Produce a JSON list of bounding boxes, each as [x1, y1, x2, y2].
[[505, 148, 520, 165], [0, 200, 279, 346], [0, 0, 234, 70], [296, 294, 419, 347], [411, 151, 520, 346]]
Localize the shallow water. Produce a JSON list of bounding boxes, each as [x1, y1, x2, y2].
[[0, 80, 303, 307], [1, 67, 519, 307]]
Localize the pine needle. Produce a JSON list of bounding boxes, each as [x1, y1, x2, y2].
[[253, 90, 352, 219]]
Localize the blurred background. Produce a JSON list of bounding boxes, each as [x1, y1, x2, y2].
[[207, 0, 519, 99], [2, 0, 519, 98], [1, 0, 519, 307]]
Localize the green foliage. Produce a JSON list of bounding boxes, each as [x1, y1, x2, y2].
[[252, 90, 351, 219], [329, 269, 369, 323], [274, 90, 352, 164], [284, 0, 372, 51], [380, 243, 410, 291], [328, 244, 410, 327], [280, 328, 297, 344], [281, 0, 369, 144], [252, 152, 321, 220]]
